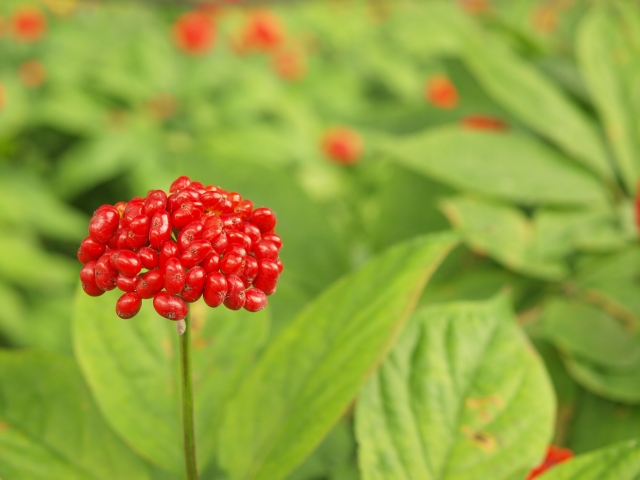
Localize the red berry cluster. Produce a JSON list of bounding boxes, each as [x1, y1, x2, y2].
[[78, 176, 283, 321]]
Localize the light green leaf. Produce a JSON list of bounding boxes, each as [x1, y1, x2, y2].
[[440, 195, 568, 280], [355, 294, 555, 480], [563, 355, 640, 404], [73, 291, 269, 474], [538, 440, 640, 480], [541, 297, 640, 369], [458, 26, 613, 180], [219, 233, 459, 480], [0, 351, 149, 480], [577, 8, 640, 193], [385, 127, 608, 206]]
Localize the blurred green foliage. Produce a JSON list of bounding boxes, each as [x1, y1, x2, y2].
[[2, 0, 640, 478]]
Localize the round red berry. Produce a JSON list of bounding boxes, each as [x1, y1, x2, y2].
[[224, 275, 246, 311], [249, 207, 277, 233], [110, 250, 142, 277], [136, 270, 165, 299], [165, 258, 186, 295], [153, 292, 188, 320], [203, 272, 227, 308], [116, 293, 142, 319], [89, 206, 120, 243], [244, 288, 267, 312], [181, 267, 206, 303]]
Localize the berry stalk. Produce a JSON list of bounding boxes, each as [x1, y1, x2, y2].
[[179, 310, 198, 479]]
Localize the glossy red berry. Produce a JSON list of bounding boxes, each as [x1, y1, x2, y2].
[[201, 251, 221, 274], [136, 270, 165, 299], [138, 247, 159, 270], [254, 240, 279, 261], [244, 288, 267, 312], [220, 249, 246, 276], [180, 239, 213, 269], [261, 233, 282, 251], [153, 292, 188, 320], [203, 272, 227, 307], [224, 275, 246, 310], [178, 221, 204, 251], [80, 261, 104, 297], [173, 201, 204, 229], [165, 258, 186, 295], [249, 207, 277, 233], [159, 241, 180, 269], [110, 250, 142, 277], [181, 267, 206, 303], [78, 236, 106, 263], [89, 206, 120, 243], [144, 190, 167, 216], [170, 175, 191, 193], [253, 273, 278, 296], [116, 274, 139, 293], [240, 256, 259, 287], [116, 293, 142, 319], [149, 210, 172, 250]]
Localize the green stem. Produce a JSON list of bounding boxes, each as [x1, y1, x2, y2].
[[179, 311, 198, 480]]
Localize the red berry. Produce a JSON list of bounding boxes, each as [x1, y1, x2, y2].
[[253, 275, 278, 296], [227, 231, 252, 251], [110, 250, 143, 276], [249, 207, 276, 233], [173, 12, 216, 55], [78, 236, 106, 263], [181, 266, 206, 303], [138, 247, 159, 269], [261, 233, 282, 251], [426, 75, 459, 109], [136, 269, 165, 299], [123, 198, 144, 225], [80, 261, 104, 297], [203, 272, 227, 307], [170, 175, 191, 193], [221, 214, 243, 231], [276, 257, 284, 273], [244, 288, 267, 312], [201, 251, 221, 274], [178, 221, 204, 251], [234, 199, 254, 219], [126, 229, 149, 250], [129, 215, 150, 236], [220, 250, 246, 276], [172, 201, 204, 229], [165, 258, 186, 295], [144, 190, 168, 216], [321, 128, 363, 165], [160, 241, 180, 269], [115, 229, 129, 250], [153, 292, 188, 320], [116, 293, 142, 319], [224, 275, 246, 310], [257, 259, 279, 279], [242, 223, 262, 245], [89, 206, 120, 243], [240, 256, 259, 287], [116, 274, 139, 293], [211, 232, 229, 254], [11, 7, 47, 42], [254, 240, 279, 261], [94, 255, 118, 291], [180, 239, 213, 269], [149, 210, 172, 250]]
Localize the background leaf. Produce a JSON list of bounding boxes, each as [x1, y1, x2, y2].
[[219, 232, 458, 480], [355, 294, 555, 480]]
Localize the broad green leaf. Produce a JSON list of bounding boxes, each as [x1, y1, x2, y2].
[[576, 247, 640, 326], [577, 8, 640, 193], [563, 355, 640, 404], [0, 231, 76, 291], [0, 351, 149, 480], [355, 294, 555, 480], [219, 233, 459, 480], [440, 195, 568, 280], [541, 297, 640, 369], [538, 440, 640, 480], [458, 25, 613, 180], [74, 292, 269, 474], [568, 389, 640, 454], [0, 168, 87, 241], [385, 127, 608, 206]]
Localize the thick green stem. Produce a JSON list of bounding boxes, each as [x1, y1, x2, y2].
[[179, 312, 198, 480]]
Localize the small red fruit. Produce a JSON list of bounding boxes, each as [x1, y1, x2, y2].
[[136, 270, 165, 299], [224, 275, 246, 310], [89, 206, 120, 243], [203, 272, 227, 308], [78, 236, 106, 264], [173, 11, 216, 55], [138, 247, 159, 270], [321, 128, 363, 165], [116, 293, 142, 319], [11, 7, 46, 42], [244, 288, 267, 312], [111, 250, 142, 277], [94, 255, 118, 292], [426, 75, 459, 109], [80, 261, 104, 297], [153, 292, 188, 320], [249, 207, 277, 233], [116, 274, 139, 293], [165, 258, 186, 295], [526, 446, 573, 480], [181, 267, 206, 303], [149, 210, 172, 250]]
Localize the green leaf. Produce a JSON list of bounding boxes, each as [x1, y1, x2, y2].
[[458, 26, 613, 180], [385, 127, 608, 206], [541, 297, 640, 369], [355, 294, 555, 480], [73, 292, 269, 474], [440, 195, 568, 280], [538, 440, 640, 480], [0, 351, 149, 480], [577, 8, 640, 193], [219, 232, 459, 480]]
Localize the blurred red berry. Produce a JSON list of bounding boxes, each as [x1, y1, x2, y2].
[[11, 6, 47, 42], [526, 446, 573, 480], [272, 48, 306, 81], [426, 75, 459, 109], [321, 127, 363, 165], [237, 10, 285, 53], [460, 115, 508, 132], [172, 11, 216, 55]]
